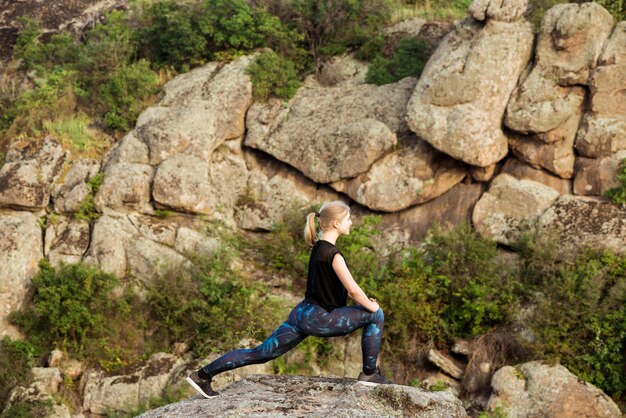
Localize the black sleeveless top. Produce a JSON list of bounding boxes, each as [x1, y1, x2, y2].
[[304, 240, 348, 311]]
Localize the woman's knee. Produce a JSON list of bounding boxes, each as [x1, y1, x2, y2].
[[373, 307, 384, 324]]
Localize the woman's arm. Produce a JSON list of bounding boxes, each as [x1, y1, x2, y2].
[[332, 254, 380, 313]]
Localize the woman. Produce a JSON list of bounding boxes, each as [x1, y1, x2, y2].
[[187, 200, 390, 398]]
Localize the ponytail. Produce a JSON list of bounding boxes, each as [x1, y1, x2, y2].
[[304, 212, 317, 247], [303, 201, 350, 247]]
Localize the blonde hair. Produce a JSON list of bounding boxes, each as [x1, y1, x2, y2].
[[304, 201, 350, 247]]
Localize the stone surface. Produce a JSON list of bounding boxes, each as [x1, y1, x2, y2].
[[406, 17, 533, 166], [94, 162, 153, 213], [427, 349, 465, 380], [575, 22, 626, 158], [487, 361, 621, 418], [245, 78, 415, 183], [472, 174, 560, 245], [101, 131, 149, 171], [331, 136, 467, 211], [138, 375, 468, 418], [573, 150, 626, 196], [0, 210, 42, 338], [377, 183, 485, 248], [136, 57, 252, 165], [31, 367, 62, 395], [53, 158, 101, 213], [83, 353, 189, 415], [44, 217, 91, 266], [500, 158, 571, 194], [535, 195, 626, 257], [469, 0, 529, 22], [420, 372, 462, 398], [470, 164, 497, 182], [0, 138, 66, 209]]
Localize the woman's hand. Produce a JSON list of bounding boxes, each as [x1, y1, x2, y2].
[[368, 298, 380, 312]]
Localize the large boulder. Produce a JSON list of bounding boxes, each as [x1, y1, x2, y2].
[[468, 0, 529, 22], [331, 136, 467, 212], [472, 174, 560, 245], [486, 361, 621, 418], [505, 3, 614, 178], [573, 150, 626, 196], [94, 162, 154, 214], [536, 195, 626, 257], [500, 158, 571, 195], [406, 3, 533, 167], [0, 211, 42, 338], [138, 375, 468, 418], [575, 21, 626, 158], [0, 138, 66, 209], [245, 78, 415, 183], [136, 58, 253, 165]]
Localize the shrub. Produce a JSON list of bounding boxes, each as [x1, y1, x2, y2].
[[99, 60, 160, 132], [247, 50, 301, 100], [0, 338, 37, 409], [605, 158, 626, 205], [75, 173, 104, 222], [365, 36, 428, 85]]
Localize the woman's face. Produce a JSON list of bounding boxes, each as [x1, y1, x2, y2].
[[336, 212, 352, 236]]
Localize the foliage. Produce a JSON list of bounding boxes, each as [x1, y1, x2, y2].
[[99, 60, 159, 131], [247, 50, 301, 100], [605, 158, 626, 205], [365, 36, 428, 85], [146, 248, 284, 356], [0, 338, 37, 409], [104, 385, 189, 418], [0, 400, 53, 418], [528, 0, 625, 27], [75, 173, 104, 222], [9, 261, 142, 370]]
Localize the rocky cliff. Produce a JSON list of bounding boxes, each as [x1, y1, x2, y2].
[[0, 0, 625, 416]]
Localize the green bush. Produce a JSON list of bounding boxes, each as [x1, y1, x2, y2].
[[0, 338, 37, 409], [605, 158, 626, 205], [99, 60, 159, 132], [75, 173, 104, 221], [365, 36, 428, 85], [247, 50, 301, 100]]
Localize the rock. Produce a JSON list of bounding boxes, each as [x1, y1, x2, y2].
[[382, 18, 453, 57], [317, 54, 370, 86], [573, 150, 626, 196], [83, 352, 189, 415], [0, 138, 66, 209], [125, 236, 187, 282], [508, 102, 582, 178], [470, 164, 497, 182], [378, 183, 484, 247], [0, 210, 42, 338], [500, 158, 571, 194], [83, 214, 136, 277], [469, 0, 529, 22], [48, 350, 64, 368], [406, 16, 533, 167], [427, 349, 465, 380], [535, 195, 626, 257], [53, 158, 101, 213], [44, 217, 91, 266], [94, 162, 153, 213], [575, 22, 626, 158], [236, 150, 340, 231], [420, 372, 462, 398], [245, 78, 415, 183], [31, 367, 62, 395], [101, 131, 149, 171], [486, 361, 621, 418], [331, 136, 467, 211], [136, 57, 253, 165], [472, 174, 560, 245], [61, 359, 83, 381], [153, 139, 248, 223], [174, 227, 219, 256], [138, 374, 468, 418]]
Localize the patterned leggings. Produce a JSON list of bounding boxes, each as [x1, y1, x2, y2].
[[201, 300, 384, 377]]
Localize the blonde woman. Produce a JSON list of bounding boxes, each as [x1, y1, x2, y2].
[[187, 201, 390, 397]]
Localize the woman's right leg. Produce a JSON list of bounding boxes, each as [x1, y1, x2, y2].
[[295, 302, 384, 374]]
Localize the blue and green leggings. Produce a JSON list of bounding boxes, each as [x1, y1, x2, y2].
[[200, 300, 384, 378]]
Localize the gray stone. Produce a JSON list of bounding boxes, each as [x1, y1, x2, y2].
[[53, 158, 101, 213], [331, 137, 467, 212], [427, 349, 465, 380], [0, 210, 42, 338], [573, 150, 626, 196], [101, 131, 149, 171], [138, 374, 468, 418], [500, 158, 572, 194], [0, 138, 66, 209], [469, 0, 529, 22], [245, 78, 415, 183], [44, 217, 90, 266], [487, 361, 621, 418], [472, 174, 560, 245], [94, 162, 153, 213], [406, 18, 533, 166]]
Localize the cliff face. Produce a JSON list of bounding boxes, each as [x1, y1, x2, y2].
[[137, 374, 468, 418]]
